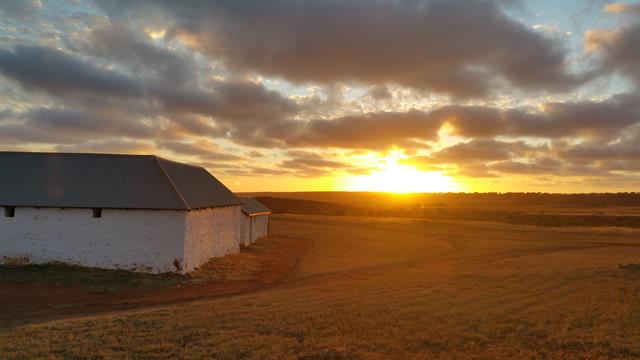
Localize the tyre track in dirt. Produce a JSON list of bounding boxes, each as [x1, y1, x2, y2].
[[0, 236, 313, 328], [3, 216, 638, 329]]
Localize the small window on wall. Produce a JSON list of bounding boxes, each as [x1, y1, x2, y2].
[[4, 206, 15, 217], [93, 208, 102, 218]]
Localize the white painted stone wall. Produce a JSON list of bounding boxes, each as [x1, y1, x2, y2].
[[0, 207, 185, 273], [183, 205, 241, 272], [240, 214, 251, 246], [250, 214, 269, 243]]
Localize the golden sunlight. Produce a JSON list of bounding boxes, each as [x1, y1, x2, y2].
[[346, 157, 464, 193]]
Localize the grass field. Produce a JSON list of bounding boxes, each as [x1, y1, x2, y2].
[[1, 215, 640, 359]]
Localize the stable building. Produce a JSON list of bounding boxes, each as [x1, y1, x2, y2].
[[0, 151, 243, 273], [239, 197, 271, 246]]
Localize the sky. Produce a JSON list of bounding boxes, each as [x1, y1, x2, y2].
[[0, 0, 639, 193]]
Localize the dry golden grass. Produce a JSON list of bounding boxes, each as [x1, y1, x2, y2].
[[1, 215, 640, 359]]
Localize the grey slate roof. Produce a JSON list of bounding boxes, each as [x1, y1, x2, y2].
[[239, 197, 271, 216], [0, 151, 241, 210]]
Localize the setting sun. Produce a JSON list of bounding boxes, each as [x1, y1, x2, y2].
[[346, 159, 463, 193]]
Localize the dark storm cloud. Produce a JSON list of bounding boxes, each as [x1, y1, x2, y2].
[[99, 0, 587, 98]]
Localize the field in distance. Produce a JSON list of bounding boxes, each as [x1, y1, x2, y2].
[[2, 214, 640, 359], [245, 192, 640, 228]]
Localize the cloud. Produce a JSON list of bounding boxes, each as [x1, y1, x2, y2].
[[506, 92, 640, 138], [604, 3, 640, 15], [0, 44, 299, 145], [229, 91, 640, 150], [0, 1, 638, 185], [368, 85, 392, 100], [559, 126, 640, 160], [0, 0, 43, 19], [154, 80, 298, 123], [436, 106, 504, 138], [54, 139, 156, 154], [282, 151, 348, 169], [436, 92, 640, 140], [2, 42, 636, 156], [586, 12, 640, 86], [490, 158, 562, 175], [25, 107, 156, 138], [0, 44, 299, 122], [397, 156, 445, 171], [431, 139, 532, 163], [101, 0, 587, 98], [244, 109, 442, 150], [278, 151, 365, 177], [0, 107, 157, 144], [0, 45, 142, 98], [561, 144, 640, 161], [85, 25, 198, 87], [157, 139, 244, 162]]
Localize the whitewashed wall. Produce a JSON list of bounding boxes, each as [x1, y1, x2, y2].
[[240, 214, 251, 246], [183, 205, 241, 272], [0, 207, 185, 273], [250, 215, 269, 243]]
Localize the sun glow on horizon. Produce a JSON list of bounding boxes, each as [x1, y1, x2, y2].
[[345, 156, 464, 193]]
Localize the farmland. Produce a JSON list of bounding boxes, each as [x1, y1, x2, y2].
[[2, 214, 640, 359]]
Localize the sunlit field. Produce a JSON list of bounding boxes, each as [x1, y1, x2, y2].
[[2, 215, 639, 359]]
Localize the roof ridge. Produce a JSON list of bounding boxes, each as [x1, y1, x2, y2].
[[153, 156, 190, 210], [0, 151, 156, 157], [154, 156, 203, 169]]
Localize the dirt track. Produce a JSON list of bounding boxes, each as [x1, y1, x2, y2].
[[0, 234, 311, 328], [2, 215, 640, 358], [4, 215, 640, 329]]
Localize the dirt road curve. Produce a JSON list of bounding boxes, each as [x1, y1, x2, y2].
[[2, 215, 639, 329]]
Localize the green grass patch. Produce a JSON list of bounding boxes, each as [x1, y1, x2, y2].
[[0, 263, 189, 292], [619, 263, 640, 272]]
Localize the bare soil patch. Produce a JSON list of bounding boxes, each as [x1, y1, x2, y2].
[[0, 235, 310, 328], [2, 215, 640, 359]]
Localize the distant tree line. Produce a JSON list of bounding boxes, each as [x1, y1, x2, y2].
[[410, 192, 640, 207]]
